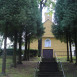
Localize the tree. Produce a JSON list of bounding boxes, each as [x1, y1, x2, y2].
[[23, 0, 44, 60], [22, 0, 39, 60], [0, 0, 13, 74], [0, 0, 45, 74], [52, 0, 70, 61], [62, 1, 77, 63], [0, 0, 26, 74], [52, 0, 77, 63], [17, 32, 23, 64]]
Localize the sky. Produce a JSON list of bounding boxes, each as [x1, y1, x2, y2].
[[42, 8, 47, 22]]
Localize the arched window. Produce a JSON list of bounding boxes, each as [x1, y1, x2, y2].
[[45, 39, 51, 47]]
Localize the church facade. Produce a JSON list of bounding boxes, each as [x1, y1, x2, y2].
[[30, 13, 67, 58]]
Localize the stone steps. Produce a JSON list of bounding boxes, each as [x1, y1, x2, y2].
[[36, 58, 64, 77], [39, 62, 59, 72], [42, 58, 56, 62], [37, 71, 63, 75], [38, 74, 63, 77]]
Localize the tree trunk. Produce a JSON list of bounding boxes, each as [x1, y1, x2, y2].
[[38, 1, 42, 57], [69, 36, 73, 62], [66, 34, 69, 61], [17, 33, 22, 64], [74, 31, 77, 64], [40, 1, 42, 15], [27, 40, 30, 61], [2, 34, 7, 75], [38, 39, 42, 57], [23, 32, 27, 60], [13, 31, 17, 68]]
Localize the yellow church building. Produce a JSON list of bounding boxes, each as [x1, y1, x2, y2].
[[30, 13, 67, 58]]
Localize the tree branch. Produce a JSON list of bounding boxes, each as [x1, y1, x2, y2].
[[42, 0, 47, 7]]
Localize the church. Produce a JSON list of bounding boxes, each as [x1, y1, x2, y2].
[[30, 13, 67, 58]]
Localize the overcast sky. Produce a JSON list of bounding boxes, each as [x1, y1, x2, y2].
[[42, 8, 47, 22]]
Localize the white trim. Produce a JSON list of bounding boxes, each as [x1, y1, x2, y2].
[[45, 39, 51, 47]]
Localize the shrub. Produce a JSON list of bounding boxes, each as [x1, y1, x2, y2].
[[29, 49, 38, 57], [1, 49, 18, 56], [0, 49, 38, 57]]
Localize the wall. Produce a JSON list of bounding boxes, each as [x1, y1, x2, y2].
[[30, 19, 67, 57], [43, 20, 54, 37], [30, 40, 38, 49], [42, 37, 67, 57]]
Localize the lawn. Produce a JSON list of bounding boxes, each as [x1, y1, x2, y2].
[[57, 56, 77, 77], [0, 56, 77, 77], [0, 56, 40, 77], [57, 56, 76, 63], [62, 62, 77, 77]]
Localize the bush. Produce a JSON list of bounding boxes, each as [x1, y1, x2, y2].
[[29, 49, 38, 57], [1, 49, 19, 56], [0, 49, 38, 57]]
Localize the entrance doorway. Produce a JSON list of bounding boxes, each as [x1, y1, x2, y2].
[[43, 49, 53, 58]]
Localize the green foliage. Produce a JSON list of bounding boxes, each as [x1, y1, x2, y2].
[[52, 0, 66, 42], [0, 0, 44, 41], [28, 49, 38, 57], [0, 0, 44, 73], [52, 0, 77, 63], [22, 0, 44, 41], [0, 0, 26, 38], [52, 0, 77, 42], [62, 3, 77, 31], [0, 49, 38, 57], [38, 0, 55, 15]]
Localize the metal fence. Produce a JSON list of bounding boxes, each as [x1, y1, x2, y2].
[[54, 51, 75, 57]]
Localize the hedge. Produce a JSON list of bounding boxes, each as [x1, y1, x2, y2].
[[29, 49, 38, 57], [0, 49, 38, 57]]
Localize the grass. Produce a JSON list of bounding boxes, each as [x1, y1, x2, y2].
[[57, 56, 68, 62], [0, 56, 40, 77], [57, 56, 76, 62], [57, 56, 77, 77], [0, 56, 77, 77], [62, 62, 77, 77], [0, 56, 13, 72]]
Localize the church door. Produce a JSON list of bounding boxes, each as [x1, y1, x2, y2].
[[43, 49, 53, 58]]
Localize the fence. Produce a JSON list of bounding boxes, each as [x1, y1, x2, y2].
[[54, 51, 75, 57]]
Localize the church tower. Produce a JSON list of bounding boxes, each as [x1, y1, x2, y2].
[[45, 13, 52, 21]]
